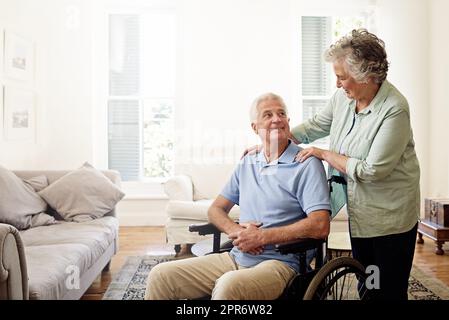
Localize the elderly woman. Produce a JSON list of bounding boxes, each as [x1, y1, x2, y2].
[[292, 29, 420, 300]]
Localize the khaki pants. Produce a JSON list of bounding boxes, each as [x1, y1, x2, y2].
[[145, 252, 296, 300]]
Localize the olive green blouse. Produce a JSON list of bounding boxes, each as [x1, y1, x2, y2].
[[292, 80, 420, 238]]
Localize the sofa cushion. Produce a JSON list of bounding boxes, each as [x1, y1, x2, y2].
[[0, 165, 47, 230], [38, 163, 125, 222], [20, 217, 118, 299], [25, 243, 92, 300], [166, 199, 240, 221], [20, 216, 118, 254]]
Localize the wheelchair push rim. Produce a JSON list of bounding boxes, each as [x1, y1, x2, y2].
[[303, 256, 371, 300]]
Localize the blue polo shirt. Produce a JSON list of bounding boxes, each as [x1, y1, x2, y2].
[[220, 141, 331, 272]]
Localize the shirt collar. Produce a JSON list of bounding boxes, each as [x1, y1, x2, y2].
[[256, 140, 298, 165], [349, 79, 391, 115]]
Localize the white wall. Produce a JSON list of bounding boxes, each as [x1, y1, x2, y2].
[[428, 0, 449, 197], [175, 0, 297, 167], [375, 0, 430, 205], [39, 0, 95, 170], [0, 0, 94, 170], [0, 0, 48, 169]]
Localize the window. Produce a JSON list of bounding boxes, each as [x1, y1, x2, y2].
[[108, 12, 175, 181], [301, 16, 366, 147]]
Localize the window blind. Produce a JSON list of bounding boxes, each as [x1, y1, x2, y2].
[[108, 100, 141, 181], [301, 16, 331, 146], [301, 16, 331, 98], [108, 14, 141, 181], [109, 15, 140, 96]]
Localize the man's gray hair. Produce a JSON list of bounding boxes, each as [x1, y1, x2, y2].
[[249, 92, 288, 122], [324, 28, 389, 84]]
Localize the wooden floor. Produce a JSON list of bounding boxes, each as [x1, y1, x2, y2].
[[81, 226, 449, 300]]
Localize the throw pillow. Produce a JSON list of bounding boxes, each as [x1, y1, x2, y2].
[[38, 162, 125, 222], [22, 175, 58, 227], [0, 166, 48, 230], [23, 175, 49, 192], [30, 212, 58, 228]]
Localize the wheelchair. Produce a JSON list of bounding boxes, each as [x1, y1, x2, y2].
[[189, 222, 372, 300]]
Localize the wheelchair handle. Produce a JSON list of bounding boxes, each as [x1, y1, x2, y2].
[[328, 175, 347, 193]]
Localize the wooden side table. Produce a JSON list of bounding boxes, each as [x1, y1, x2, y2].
[[417, 219, 449, 255]]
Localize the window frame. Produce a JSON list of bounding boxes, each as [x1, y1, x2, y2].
[[106, 9, 176, 182]]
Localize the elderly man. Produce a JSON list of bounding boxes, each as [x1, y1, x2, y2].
[[145, 93, 331, 300]]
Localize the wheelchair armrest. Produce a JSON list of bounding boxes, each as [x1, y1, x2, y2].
[[189, 223, 232, 254], [189, 220, 239, 236], [189, 223, 221, 236], [275, 238, 325, 255], [276, 238, 326, 274]]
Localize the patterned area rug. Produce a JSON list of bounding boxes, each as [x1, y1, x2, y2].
[[102, 255, 449, 300]]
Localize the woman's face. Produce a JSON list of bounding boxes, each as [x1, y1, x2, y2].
[[333, 60, 366, 100]]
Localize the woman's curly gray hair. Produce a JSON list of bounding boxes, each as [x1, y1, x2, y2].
[[324, 29, 389, 84]]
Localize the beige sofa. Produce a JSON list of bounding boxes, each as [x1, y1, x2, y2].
[[0, 170, 121, 300], [164, 164, 349, 252]]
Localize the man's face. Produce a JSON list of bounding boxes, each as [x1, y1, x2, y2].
[[252, 99, 290, 144]]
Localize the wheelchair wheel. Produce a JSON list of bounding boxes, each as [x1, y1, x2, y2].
[[303, 257, 371, 300]]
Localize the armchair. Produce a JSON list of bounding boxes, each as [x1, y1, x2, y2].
[[163, 164, 240, 254]]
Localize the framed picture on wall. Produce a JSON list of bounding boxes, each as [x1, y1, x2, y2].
[[4, 31, 34, 83], [3, 86, 35, 141]]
